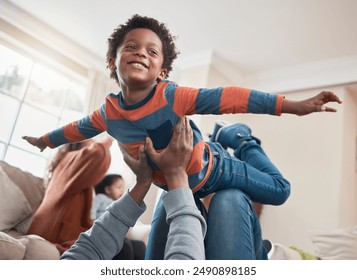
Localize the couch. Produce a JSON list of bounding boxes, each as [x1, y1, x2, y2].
[[3, 159, 355, 260], [0, 160, 151, 260]]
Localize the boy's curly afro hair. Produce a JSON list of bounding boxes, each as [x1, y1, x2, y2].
[[106, 14, 180, 84]]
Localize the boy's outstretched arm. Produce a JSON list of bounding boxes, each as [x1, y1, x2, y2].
[[281, 91, 343, 116]]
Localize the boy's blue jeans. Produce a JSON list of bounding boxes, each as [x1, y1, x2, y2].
[[145, 140, 290, 259], [196, 141, 290, 205]]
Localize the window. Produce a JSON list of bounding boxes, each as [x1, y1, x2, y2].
[[0, 44, 88, 177]]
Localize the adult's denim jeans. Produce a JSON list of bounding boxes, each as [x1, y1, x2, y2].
[[145, 188, 268, 259], [145, 140, 290, 259]]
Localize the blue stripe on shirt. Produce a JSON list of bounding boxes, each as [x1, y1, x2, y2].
[[196, 88, 222, 114], [248, 90, 277, 115], [49, 127, 67, 146], [77, 116, 103, 139], [107, 119, 147, 143]]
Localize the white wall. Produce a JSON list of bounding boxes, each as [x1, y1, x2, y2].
[[256, 87, 345, 252], [177, 62, 357, 254], [338, 87, 357, 226]]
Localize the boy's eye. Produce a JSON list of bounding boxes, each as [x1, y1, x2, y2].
[[148, 49, 158, 55], [125, 45, 136, 50]]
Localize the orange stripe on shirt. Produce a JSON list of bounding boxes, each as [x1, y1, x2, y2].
[[220, 87, 251, 114], [120, 142, 146, 159], [152, 170, 167, 187], [186, 140, 205, 175], [106, 95, 126, 120], [151, 141, 211, 191], [107, 83, 169, 121], [127, 83, 169, 121], [63, 121, 87, 142], [90, 109, 107, 131], [173, 87, 199, 116], [191, 143, 213, 193]]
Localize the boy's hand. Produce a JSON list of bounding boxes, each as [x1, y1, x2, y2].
[[22, 136, 47, 152], [282, 91, 342, 116]]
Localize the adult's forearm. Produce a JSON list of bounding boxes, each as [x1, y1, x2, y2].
[[163, 188, 206, 260], [164, 169, 189, 191], [129, 180, 151, 205]]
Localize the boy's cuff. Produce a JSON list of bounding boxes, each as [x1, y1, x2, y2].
[[275, 95, 285, 116]]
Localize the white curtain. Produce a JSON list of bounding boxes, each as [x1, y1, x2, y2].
[[86, 69, 119, 112]]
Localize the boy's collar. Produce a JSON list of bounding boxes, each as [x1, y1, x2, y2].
[[118, 84, 157, 110]]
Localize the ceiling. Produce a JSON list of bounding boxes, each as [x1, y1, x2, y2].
[[3, 0, 357, 90]]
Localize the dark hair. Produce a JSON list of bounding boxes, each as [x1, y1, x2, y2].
[[95, 174, 123, 195], [106, 14, 180, 84]]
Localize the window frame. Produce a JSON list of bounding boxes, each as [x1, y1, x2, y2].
[[0, 37, 90, 177]]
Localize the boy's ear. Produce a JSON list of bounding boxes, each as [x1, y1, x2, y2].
[[108, 57, 116, 71], [157, 68, 168, 82]]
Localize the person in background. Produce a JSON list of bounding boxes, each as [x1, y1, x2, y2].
[[27, 137, 113, 255], [91, 174, 126, 220]]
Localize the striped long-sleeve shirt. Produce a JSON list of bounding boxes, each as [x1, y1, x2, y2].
[[43, 80, 284, 192]]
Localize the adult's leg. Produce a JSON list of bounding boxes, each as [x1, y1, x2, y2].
[[114, 238, 146, 260], [145, 191, 207, 260], [205, 189, 267, 260], [131, 240, 146, 260], [112, 238, 134, 260]]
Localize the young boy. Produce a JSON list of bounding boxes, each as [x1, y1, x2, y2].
[[23, 14, 342, 206]]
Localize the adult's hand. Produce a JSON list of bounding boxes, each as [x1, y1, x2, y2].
[[145, 116, 193, 190]]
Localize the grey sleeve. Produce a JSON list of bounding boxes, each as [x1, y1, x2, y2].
[[162, 188, 207, 260], [60, 190, 146, 260], [90, 194, 101, 220]]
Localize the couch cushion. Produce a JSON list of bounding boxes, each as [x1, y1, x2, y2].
[[310, 226, 357, 260], [17, 235, 60, 260], [0, 161, 45, 211], [14, 216, 34, 236], [0, 232, 26, 260], [0, 167, 32, 231]]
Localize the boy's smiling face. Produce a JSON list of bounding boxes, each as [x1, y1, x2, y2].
[[113, 28, 167, 91]]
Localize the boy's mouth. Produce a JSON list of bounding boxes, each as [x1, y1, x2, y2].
[[128, 61, 148, 69]]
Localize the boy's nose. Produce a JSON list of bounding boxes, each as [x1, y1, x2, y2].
[[134, 47, 147, 57]]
